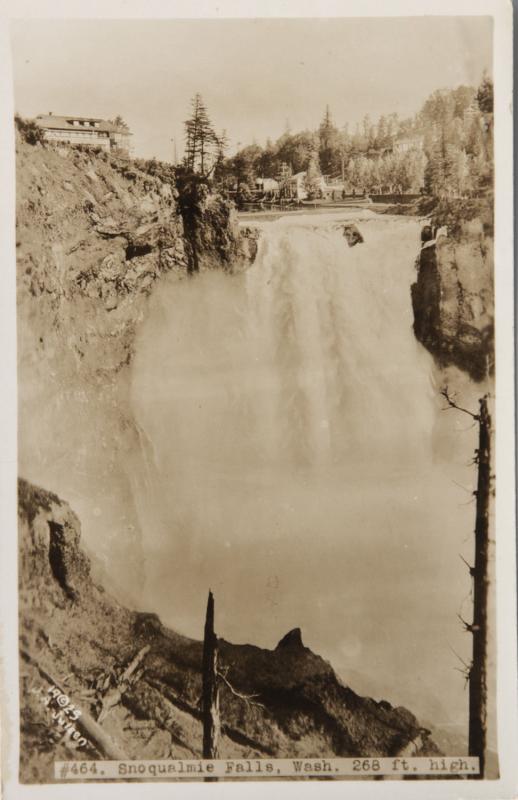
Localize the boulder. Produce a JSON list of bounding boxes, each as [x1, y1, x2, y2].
[[342, 223, 364, 247]]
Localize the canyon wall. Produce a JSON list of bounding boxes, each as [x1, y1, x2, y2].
[[411, 200, 494, 382]]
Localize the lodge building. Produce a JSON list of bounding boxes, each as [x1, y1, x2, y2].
[[35, 113, 132, 154]]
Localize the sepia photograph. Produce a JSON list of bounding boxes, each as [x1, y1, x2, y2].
[[0, 2, 516, 797]]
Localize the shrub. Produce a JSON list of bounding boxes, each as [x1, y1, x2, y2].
[[134, 157, 176, 183], [14, 113, 46, 146]]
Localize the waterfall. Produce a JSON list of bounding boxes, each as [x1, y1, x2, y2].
[[130, 210, 477, 728]]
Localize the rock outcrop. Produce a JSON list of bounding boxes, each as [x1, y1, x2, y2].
[[411, 206, 494, 382], [342, 223, 364, 247], [19, 478, 440, 782], [276, 628, 306, 650]]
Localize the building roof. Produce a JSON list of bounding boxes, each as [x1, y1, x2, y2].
[[35, 114, 128, 134]]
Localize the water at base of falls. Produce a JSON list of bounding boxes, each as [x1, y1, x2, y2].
[[130, 210, 477, 728]]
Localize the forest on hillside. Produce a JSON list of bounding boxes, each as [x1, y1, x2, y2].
[[16, 75, 493, 208], [180, 75, 493, 204]]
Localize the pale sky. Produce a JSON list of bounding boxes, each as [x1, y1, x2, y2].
[[10, 16, 492, 160]]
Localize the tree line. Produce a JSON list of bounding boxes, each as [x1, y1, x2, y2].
[[181, 74, 493, 203]]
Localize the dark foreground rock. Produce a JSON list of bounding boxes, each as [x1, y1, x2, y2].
[[19, 478, 440, 782]]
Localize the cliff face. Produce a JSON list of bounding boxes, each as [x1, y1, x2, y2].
[[16, 137, 256, 596], [411, 206, 494, 382], [19, 478, 440, 782], [16, 136, 252, 378]]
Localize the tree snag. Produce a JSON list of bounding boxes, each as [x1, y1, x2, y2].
[[202, 590, 220, 759], [441, 389, 491, 777], [469, 395, 491, 778]]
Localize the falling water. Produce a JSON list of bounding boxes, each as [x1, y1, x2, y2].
[[129, 210, 478, 729]]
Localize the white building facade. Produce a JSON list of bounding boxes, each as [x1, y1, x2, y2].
[[35, 114, 132, 154]]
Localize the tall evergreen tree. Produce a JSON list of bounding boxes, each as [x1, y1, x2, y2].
[[212, 129, 230, 184], [476, 73, 493, 114], [318, 106, 341, 175], [184, 94, 218, 175]]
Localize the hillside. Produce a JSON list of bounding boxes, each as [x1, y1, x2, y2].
[[19, 478, 440, 782]]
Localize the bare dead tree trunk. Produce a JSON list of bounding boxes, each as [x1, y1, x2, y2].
[[202, 590, 220, 760], [468, 396, 491, 778], [440, 389, 492, 778]]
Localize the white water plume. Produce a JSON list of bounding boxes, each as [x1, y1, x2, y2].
[[129, 211, 478, 727]]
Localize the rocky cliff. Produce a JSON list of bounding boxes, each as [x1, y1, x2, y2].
[[16, 136, 258, 597], [16, 135, 254, 378], [410, 199, 494, 382], [19, 478, 440, 782]]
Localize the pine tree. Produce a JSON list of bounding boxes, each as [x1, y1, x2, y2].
[[109, 115, 129, 131], [304, 145, 322, 198], [319, 106, 341, 176], [476, 73, 493, 114], [362, 114, 374, 151], [212, 129, 229, 183], [184, 94, 218, 176], [376, 115, 388, 150]]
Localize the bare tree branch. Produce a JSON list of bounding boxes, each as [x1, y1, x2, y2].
[[440, 387, 479, 420], [457, 612, 476, 633], [452, 479, 475, 495], [447, 641, 471, 671], [459, 553, 476, 576], [216, 669, 265, 710]]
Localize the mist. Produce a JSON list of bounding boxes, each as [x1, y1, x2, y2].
[[128, 211, 479, 728]]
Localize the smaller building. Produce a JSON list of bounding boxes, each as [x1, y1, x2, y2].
[[392, 134, 425, 154], [35, 114, 132, 154], [254, 177, 280, 195], [281, 171, 332, 201], [283, 172, 308, 200], [321, 181, 347, 200]]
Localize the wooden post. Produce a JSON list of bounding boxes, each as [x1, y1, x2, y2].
[[468, 396, 491, 778], [202, 590, 220, 760]]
